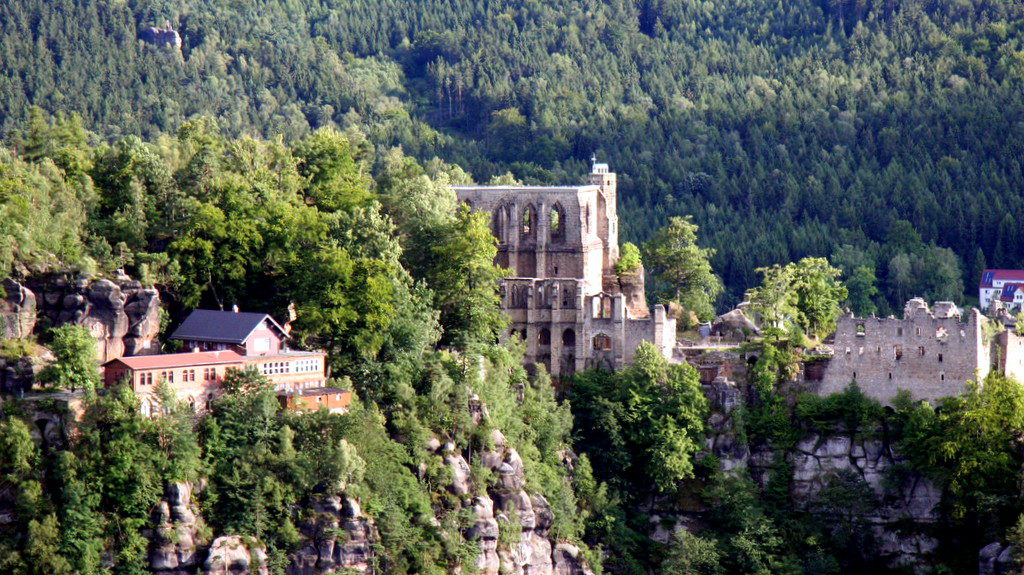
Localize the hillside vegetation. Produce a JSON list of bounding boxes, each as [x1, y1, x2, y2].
[[3, 0, 1024, 308]]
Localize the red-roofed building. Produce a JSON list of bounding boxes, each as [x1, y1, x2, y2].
[[103, 349, 329, 416], [979, 270, 1024, 311]]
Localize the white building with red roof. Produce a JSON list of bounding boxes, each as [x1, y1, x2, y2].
[[102, 309, 331, 415], [979, 269, 1024, 312]]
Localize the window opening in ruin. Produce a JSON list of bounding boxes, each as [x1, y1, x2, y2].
[[919, 346, 925, 356], [876, 346, 881, 354], [916, 328, 922, 336], [853, 372, 857, 379], [539, 328, 551, 346], [897, 328, 904, 337], [936, 327, 948, 338], [938, 353, 943, 362], [521, 205, 534, 237], [889, 373, 893, 379], [859, 347, 864, 355], [593, 334, 612, 351], [941, 373, 945, 381], [550, 204, 565, 243], [894, 345, 903, 360], [554, 266, 559, 275], [493, 205, 510, 244], [845, 347, 851, 354], [856, 323, 866, 336], [562, 328, 576, 348]]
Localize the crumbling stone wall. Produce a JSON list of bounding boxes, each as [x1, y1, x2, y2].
[[820, 299, 990, 404]]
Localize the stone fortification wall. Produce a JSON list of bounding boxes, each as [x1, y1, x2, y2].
[[820, 299, 989, 404]]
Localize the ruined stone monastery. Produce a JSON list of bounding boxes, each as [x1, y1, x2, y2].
[[454, 163, 675, 377], [819, 298, 1024, 404]]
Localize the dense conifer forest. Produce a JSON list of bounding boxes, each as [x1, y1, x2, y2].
[[4, 1, 1024, 574], [3, 0, 1024, 307]]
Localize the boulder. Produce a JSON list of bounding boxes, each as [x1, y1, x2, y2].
[[204, 536, 268, 575], [553, 543, 595, 575]]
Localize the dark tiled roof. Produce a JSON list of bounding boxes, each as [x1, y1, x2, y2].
[[170, 309, 287, 344], [981, 269, 1024, 287]]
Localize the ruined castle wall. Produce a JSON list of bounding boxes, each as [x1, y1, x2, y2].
[[820, 307, 987, 404], [997, 330, 1024, 383]]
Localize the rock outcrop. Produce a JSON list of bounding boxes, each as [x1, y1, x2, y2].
[[24, 274, 161, 362], [288, 495, 377, 574], [443, 429, 593, 575], [204, 536, 268, 575], [1, 279, 37, 339], [139, 25, 183, 50], [150, 482, 206, 574], [699, 372, 941, 567], [980, 542, 1020, 575]]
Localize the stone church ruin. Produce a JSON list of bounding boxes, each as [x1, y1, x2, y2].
[[454, 163, 675, 377]]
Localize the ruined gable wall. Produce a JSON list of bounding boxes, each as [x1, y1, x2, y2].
[[820, 308, 984, 404], [455, 187, 606, 294]]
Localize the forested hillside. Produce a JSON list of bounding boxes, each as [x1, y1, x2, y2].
[[3, 0, 1024, 309]]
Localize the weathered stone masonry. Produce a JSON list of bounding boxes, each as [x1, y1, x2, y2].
[[454, 164, 675, 376], [820, 298, 1024, 404]]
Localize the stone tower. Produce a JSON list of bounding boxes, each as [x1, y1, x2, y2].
[[588, 161, 619, 288]]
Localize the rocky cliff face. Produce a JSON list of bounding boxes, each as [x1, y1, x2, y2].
[[149, 482, 207, 574], [440, 428, 593, 575], [1, 278, 37, 339], [980, 542, 1021, 575], [289, 495, 377, 574], [703, 376, 941, 568], [2, 274, 162, 363]]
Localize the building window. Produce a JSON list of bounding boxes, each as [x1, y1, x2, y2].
[[889, 373, 893, 380], [894, 345, 903, 360], [938, 353, 943, 362], [539, 328, 551, 346], [593, 334, 613, 351], [916, 328, 922, 336], [254, 337, 271, 353], [918, 347, 925, 357], [856, 323, 866, 336]]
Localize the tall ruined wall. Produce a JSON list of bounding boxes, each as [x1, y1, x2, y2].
[[820, 301, 987, 404], [454, 185, 607, 295]]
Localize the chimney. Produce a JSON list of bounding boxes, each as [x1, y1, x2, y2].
[[232, 304, 240, 313]]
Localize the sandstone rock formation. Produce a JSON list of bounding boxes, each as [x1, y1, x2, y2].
[[1, 279, 37, 339], [700, 372, 941, 567], [204, 536, 268, 575], [23, 274, 161, 362], [150, 482, 206, 574], [288, 495, 377, 574], [980, 542, 1020, 575], [447, 429, 593, 575]]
